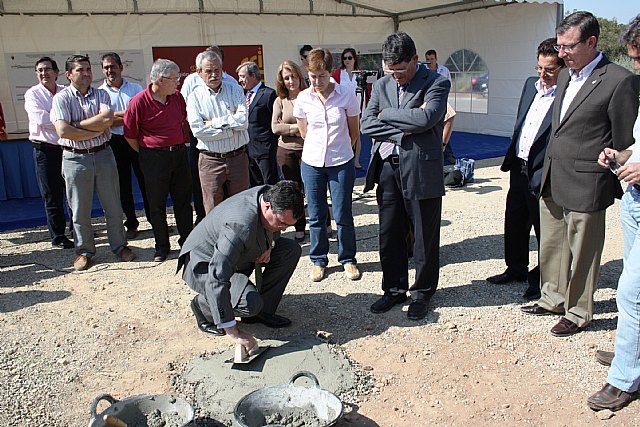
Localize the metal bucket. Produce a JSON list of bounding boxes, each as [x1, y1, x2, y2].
[[234, 371, 343, 427], [88, 393, 195, 427]]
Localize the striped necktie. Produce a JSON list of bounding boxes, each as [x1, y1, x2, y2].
[[246, 91, 254, 109], [378, 84, 408, 159]]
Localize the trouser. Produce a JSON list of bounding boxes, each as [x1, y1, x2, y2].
[[188, 133, 206, 222], [61, 146, 126, 257], [249, 153, 279, 187], [33, 143, 72, 244], [139, 145, 193, 253], [108, 134, 149, 230], [376, 158, 441, 301], [198, 150, 250, 214], [276, 146, 306, 232]]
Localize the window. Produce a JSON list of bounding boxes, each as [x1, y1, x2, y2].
[[444, 49, 488, 114]]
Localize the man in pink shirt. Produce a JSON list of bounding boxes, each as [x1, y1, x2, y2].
[[124, 59, 193, 263], [24, 57, 74, 249]]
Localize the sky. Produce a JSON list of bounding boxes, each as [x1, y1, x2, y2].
[[563, 0, 637, 24]]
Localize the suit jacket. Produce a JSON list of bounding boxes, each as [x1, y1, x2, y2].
[[247, 84, 277, 159], [540, 56, 639, 212], [178, 186, 272, 325], [502, 76, 554, 196], [361, 64, 450, 200]]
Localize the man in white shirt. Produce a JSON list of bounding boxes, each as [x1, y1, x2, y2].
[[187, 50, 249, 213], [425, 49, 451, 81], [99, 52, 148, 239], [24, 56, 74, 249]]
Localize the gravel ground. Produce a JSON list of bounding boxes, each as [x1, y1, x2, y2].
[[0, 158, 638, 426]]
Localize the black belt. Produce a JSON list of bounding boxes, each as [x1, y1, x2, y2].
[[385, 154, 400, 165], [519, 158, 528, 167], [63, 144, 106, 154], [31, 140, 61, 150], [200, 146, 246, 159], [141, 144, 184, 152]]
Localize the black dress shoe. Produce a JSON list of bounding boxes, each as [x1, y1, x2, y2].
[[550, 317, 582, 337], [486, 270, 527, 284], [407, 300, 428, 320], [52, 237, 74, 249], [522, 286, 541, 301], [242, 313, 291, 328], [154, 250, 168, 262], [521, 304, 560, 316], [370, 293, 407, 314], [190, 298, 225, 336], [587, 383, 636, 411]]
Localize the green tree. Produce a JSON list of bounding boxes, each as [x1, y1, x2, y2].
[[596, 17, 627, 60]]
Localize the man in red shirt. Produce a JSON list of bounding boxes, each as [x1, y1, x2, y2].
[[124, 59, 193, 262]]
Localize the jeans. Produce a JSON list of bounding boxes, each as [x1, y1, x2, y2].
[[607, 187, 640, 393], [33, 144, 71, 244], [61, 146, 126, 257], [300, 159, 356, 266]]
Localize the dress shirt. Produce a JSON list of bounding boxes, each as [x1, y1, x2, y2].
[[50, 85, 112, 149], [180, 71, 238, 103], [436, 64, 451, 81], [99, 79, 143, 135], [186, 81, 248, 153], [559, 52, 603, 121], [123, 84, 187, 148], [293, 83, 360, 167], [337, 69, 362, 113], [516, 79, 556, 161], [24, 83, 65, 144]]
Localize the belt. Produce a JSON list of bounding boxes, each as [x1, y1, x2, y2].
[[200, 146, 246, 159], [519, 158, 528, 167], [31, 140, 61, 149], [141, 144, 184, 152], [63, 144, 106, 154], [385, 154, 400, 165]]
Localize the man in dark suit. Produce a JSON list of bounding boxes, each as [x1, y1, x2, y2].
[[178, 180, 304, 349], [486, 38, 565, 300], [522, 11, 639, 337], [361, 32, 450, 321], [237, 61, 279, 186]]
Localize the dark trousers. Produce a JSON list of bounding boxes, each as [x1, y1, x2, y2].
[[33, 144, 71, 244], [276, 146, 306, 232], [504, 162, 541, 279], [139, 145, 193, 252], [376, 159, 441, 301], [109, 134, 149, 230], [188, 132, 206, 223], [249, 153, 279, 187]]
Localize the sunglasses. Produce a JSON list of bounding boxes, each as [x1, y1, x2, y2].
[[343, 56, 354, 60]]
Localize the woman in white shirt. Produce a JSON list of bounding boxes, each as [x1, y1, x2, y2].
[[332, 48, 363, 169]]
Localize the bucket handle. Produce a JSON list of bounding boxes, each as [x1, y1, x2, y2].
[[90, 393, 118, 418], [288, 371, 320, 388]]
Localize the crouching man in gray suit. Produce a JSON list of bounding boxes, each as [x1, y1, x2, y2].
[[178, 180, 304, 350]]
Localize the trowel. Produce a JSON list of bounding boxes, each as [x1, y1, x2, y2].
[[225, 342, 270, 365]]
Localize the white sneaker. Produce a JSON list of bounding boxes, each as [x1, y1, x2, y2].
[[344, 263, 361, 280], [310, 265, 326, 282]]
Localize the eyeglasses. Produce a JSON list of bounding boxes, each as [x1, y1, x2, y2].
[[36, 67, 53, 73], [385, 63, 411, 75], [343, 56, 354, 60], [534, 65, 562, 75], [553, 39, 585, 53], [164, 75, 181, 84]]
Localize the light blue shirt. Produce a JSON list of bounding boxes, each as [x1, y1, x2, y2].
[[99, 79, 143, 135], [180, 71, 238, 103]]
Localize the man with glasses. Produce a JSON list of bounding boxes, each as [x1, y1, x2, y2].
[[99, 52, 148, 240], [487, 38, 565, 300], [178, 180, 303, 339], [24, 57, 74, 250], [124, 59, 193, 263], [424, 49, 451, 81], [361, 32, 450, 321], [50, 55, 136, 271], [521, 11, 639, 337]]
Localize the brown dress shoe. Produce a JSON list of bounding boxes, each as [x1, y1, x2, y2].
[[595, 350, 614, 367], [117, 245, 136, 262], [73, 255, 90, 271], [521, 304, 560, 316], [587, 383, 636, 411], [550, 317, 581, 337]]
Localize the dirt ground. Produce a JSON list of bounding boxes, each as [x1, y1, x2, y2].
[[1, 158, 639, 426]]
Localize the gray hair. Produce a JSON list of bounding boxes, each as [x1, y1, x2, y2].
[[236, 61, 261, 80], [621, 14, 640, 48], [150, 59, 179, 83], [195, 50, 222, 70]]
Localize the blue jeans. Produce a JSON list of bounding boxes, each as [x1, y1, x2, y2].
[[607, 187, 640, 393], [62, 146, 126, 257], [300, 159, 356, 267]]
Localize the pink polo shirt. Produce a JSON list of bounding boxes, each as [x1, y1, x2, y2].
[[293, 83, 359, 167], [124, 84, 187, 148]]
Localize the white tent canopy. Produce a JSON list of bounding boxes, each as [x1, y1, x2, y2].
[[0, 0, 564, 137]]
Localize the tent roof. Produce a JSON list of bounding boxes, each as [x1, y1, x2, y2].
[[0, 1, 562, 22]]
